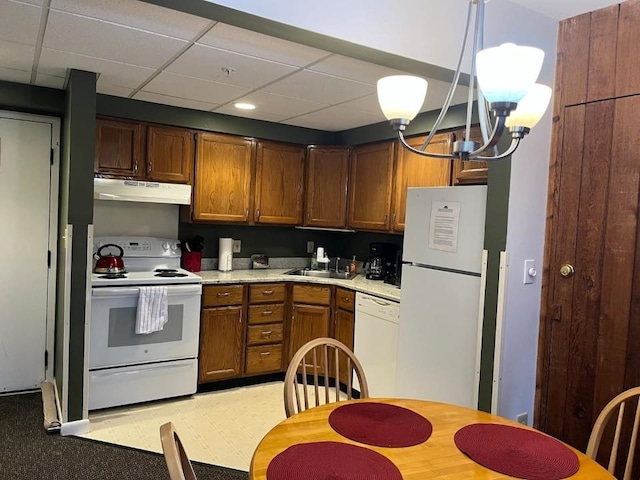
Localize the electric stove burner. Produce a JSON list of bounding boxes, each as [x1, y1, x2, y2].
[[98, 273, 127, 279], [154, 272, 188, 278], [155, 268, 178, 273]]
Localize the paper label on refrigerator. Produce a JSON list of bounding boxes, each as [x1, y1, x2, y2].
[[428, 201, 461, 252]]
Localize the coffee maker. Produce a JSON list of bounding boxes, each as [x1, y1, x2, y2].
[[366, 242, 398, 281]]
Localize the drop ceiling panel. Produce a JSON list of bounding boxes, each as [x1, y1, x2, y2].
[[339, 94, 385, 116], [49, 0, 212, 40], [39, 49, 155, 88], [143, 71, 250, 104], [134, 91, 218, 112], [0, 41, 36, 72], [212, 104, 287, 123], [0, 1, 41, 46], [266, 70, 375, 105], [17, 0, 43, 5], [421, 78, 470, 112], [0, 66, 31, 84], [226, 90, 328, 118], [166, 44, 297, 89], [44, 10, 188, 69], [308, 55, 404, 85], [36, 73, 66, 89], [198, 23, 330, 67], [286, 106, 382, 132], [98, 84, 134, 97]]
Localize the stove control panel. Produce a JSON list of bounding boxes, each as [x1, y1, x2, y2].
[[94, 237, 181, 258]]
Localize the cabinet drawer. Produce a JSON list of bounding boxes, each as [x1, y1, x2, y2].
[[249, 283, 285, 303], [245, 345, 283, 374], [248, 304, 285, 324], [335, 287, 355, 311], [292, 284, 331, 306], [202, 284, 244, 307], [247, 323, 283, 345]]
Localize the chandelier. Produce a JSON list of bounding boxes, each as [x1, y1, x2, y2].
[[376, 0, 552, 162]]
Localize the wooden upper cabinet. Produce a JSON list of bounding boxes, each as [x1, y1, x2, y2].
[[254, 141, 305, 225], [451, 126, 488, 185], [193, 133, 254, 223], [95, 118, 145, 178], [348, 141, 395, 231], [304, 146, 350, 228], [146, 125, 193, 183], [391, 133, 452, 232]]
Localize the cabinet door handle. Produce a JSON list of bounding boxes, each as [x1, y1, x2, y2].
[[133, 162, 138, 173], [259, 351, 272, 357], [217, 292, 230, 297], [147, 161, 152, 175], [262, 290, 274, 295], [260, 330, 272, 336], [262, 310, 273, 315], [245, 208, 249, 220], [307, 212, 310, 220], [239, 311, 242, 323], [392, 213, 396, 225], [256, 208, 260, 219], [384, 213, 388, 224]]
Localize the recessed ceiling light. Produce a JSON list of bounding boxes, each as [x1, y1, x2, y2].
[[234, 102, 256, 110]]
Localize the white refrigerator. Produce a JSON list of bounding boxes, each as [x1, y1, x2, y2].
[[395, 185, 487, 408]]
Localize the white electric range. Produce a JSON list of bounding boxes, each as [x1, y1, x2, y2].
[[89, 236, 203, 411]]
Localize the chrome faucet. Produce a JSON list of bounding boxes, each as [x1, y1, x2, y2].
[[335, 257, 340, 273]]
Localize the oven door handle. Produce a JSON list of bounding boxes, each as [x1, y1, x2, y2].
[[92, 284, 202, 297]]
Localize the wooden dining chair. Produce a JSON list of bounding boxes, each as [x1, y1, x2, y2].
[[284, 337, 369, 418], [586, 386, 640, 480], [160, 422, 197, 480]]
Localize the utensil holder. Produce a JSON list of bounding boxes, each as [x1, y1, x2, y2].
[[181, 251, 202, 272]]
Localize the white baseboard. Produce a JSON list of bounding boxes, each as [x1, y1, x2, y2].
[[60, 418, 90, 436]]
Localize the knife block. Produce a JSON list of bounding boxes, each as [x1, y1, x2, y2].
[[181, 251, 202, 272]]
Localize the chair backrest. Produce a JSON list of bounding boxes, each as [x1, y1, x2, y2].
[[586, 386, 640, 480], [284, 337, 369, 418], [160, 422, 197, 480]]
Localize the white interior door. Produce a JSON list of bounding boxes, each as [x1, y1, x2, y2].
[[0, 117, 52, 392]]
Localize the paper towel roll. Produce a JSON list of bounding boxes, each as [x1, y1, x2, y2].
[[316, 247, 324, 261], [219, 238, 233, 272]]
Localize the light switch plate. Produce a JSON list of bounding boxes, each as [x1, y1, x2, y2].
[[524, 259, 536, 284], [307, 241, 314, 253], [233, 240, 241, 253]]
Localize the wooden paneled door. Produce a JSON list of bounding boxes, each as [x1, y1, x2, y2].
[[391, 133, 452, 232], [304, 146, 350, 228], [537, 5, 640, 477], [254, 141, 305, 225], [146, 125, 193, 183], [95, 118, 144, 178], [536, 97, 640, 469], [288, 304, 330, 373], [451, 126, 488, 186], [348, 141, 395, 231], [193, 132, 253, 223], [199, 306, 245, 382]]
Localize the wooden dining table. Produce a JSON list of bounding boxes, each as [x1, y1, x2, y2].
[[250, 398, 614, 479]]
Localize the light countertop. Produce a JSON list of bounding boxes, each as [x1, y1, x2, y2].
[[196, 269, 401, 302]]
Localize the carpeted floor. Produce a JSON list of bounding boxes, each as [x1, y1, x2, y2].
[[0, 392, 248, 480]]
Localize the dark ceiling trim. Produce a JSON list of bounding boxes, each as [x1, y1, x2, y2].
[[138, 0, 469, 86], [0, 80, 65, 116]]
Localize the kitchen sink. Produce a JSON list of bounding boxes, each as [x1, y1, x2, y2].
[[284, 268, 357, 280]]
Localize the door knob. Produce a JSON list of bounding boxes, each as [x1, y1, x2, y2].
[[560, 264, 575, 278]]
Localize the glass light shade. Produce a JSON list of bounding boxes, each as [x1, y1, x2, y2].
[[376, 75, 428, 121], [476, 43, 544, 104], [505, 84, 552, 129]]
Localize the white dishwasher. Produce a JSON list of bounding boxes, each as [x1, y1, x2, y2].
[[354, 292, 400, 397]]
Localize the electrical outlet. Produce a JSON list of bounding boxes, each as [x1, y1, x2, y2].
[[232, 239, 241, 253], [516, 412, 528, 425], [306, 241, 314, 253]]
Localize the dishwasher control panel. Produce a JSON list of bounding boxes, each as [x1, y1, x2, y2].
[[355, 293, 400, 323]]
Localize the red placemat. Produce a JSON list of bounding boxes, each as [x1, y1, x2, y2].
[[328, 402, 433, 447], [266, 441, 402, 480], [454, 423, 580, 480]]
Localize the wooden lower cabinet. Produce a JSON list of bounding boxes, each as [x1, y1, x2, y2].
[[199, 306, 244, 382], [333, 287, 355, 385]]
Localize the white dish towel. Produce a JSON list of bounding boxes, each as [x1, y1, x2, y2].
[[135, 286, 169, 334]]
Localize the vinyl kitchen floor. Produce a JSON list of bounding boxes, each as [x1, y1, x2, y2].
[[81, 381, 287, 472]]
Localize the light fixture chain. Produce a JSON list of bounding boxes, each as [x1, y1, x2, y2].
[[465, 0, 483, 142]]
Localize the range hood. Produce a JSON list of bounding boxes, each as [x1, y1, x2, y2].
[[94, 178, 191, 205]]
